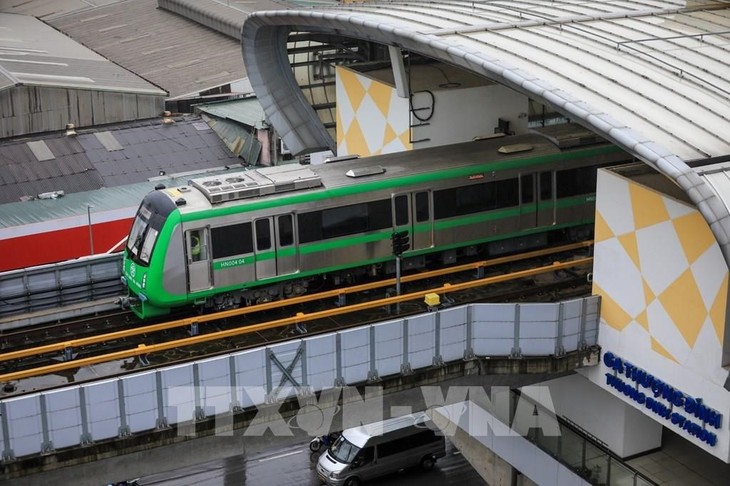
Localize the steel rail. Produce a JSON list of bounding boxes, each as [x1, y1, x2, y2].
[[0, 257, 592, 382], [0, 241, 590, 363]]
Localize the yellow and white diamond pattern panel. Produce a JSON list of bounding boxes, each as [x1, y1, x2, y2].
[[593, 169, 728, 380], [336, 66, 411, 157], [589, 169, 730, 459]]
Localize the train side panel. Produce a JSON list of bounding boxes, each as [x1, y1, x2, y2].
[[121, 134, 633, 318]]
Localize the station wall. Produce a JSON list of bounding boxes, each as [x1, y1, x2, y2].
[[335, 65, 412, 156], [585, 168, 730, 462], [334, 65, 528, 157]]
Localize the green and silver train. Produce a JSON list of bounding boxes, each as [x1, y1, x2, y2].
[[120, 125, 630, 319]]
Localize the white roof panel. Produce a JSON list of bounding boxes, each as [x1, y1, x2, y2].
[[246, 1, 730, 162], [0, 13, 166, 95]]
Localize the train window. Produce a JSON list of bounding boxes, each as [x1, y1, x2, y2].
[[139, 228, 158, 264], [415, 192, 430, 222], [189, 229, 206, 262], [322, 203, 368, 239], [278, 215, 294, 247], [211, 223, 253, 259], [394, 195, 408, 226], [434, 179, 519, 220], [495, 178, 519, 208], [540, 172, 553, 201], [556, 166, 597, 198], [298, 212, 322, 243], [434, 183, 489, 219], [521, 174, 534, 203], [368, 199, 392, 230], [127, 216, 147, 256], [255, 219, 271, 251], [297, 199, 392, 244], [434, 187, 462, 219]]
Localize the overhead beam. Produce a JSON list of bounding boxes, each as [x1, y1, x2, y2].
[[389, 45, 409, 98]]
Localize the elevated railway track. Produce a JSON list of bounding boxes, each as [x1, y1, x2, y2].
[[0, 242, 593, 394]]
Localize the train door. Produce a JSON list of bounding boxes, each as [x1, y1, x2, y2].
[[187, 228, 212, 291], [275, 214, 297, 275], [253, 215, 298, 279], [253, 218, 276, 279], [537, 170, 556, 227], [393, 192, 432, 251], [519, 174, 537, 230], [412, 191, 433, 250]]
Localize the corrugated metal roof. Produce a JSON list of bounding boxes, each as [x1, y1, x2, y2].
[[0, 71, 13, 91], [0, 165, 246, 230], [196, 98, 267, 128], [199, 114, 262, 165], [34, 0, 248, 99], [0, 115, 244, 204], [0, 13, 166, 96], [0, 135, 102, 202], [0, 0, 296, 99], [193, 97, 270, 164]]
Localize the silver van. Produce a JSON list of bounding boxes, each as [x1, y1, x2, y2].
[[316, 412, 446, 486]]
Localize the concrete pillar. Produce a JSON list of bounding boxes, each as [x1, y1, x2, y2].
[[447, 418, 514, 486]]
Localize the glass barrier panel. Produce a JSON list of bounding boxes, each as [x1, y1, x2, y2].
[[560, 427, 586, 471], [608, 459, 636, 486]]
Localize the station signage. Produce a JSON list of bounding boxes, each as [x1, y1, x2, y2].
[[603, 351, 722, 446]]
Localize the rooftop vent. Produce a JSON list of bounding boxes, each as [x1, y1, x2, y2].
[[324, 154, 360, 163], [345, 166, 386, 178], [190, 165, 322, 204], [497, 144, 533, 154], [163, 111, 174, 125], [65, 123, 77, 136], [37, 190, 65, 200]]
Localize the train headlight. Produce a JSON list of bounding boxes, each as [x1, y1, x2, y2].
[[121, 275, 127, 286]]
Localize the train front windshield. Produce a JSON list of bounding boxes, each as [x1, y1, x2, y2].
[[126, 191, 176, 266], [126, 205, 159, 265]]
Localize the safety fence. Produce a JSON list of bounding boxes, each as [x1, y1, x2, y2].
[[0, 296, 599, 461], [0, 253, 124, 318]]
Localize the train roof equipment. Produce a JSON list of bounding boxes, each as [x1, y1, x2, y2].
[[189, 165, 322, 204]]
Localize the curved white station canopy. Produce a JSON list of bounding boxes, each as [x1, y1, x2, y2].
[[242, 0, 730, 263]]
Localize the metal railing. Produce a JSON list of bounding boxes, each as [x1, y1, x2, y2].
[[0, 297, 600, 462], [0, 254, 124, 318], [517, 393, 658, 486]]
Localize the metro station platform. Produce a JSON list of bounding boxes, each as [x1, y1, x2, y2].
[[628, 429, 729, 486]]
